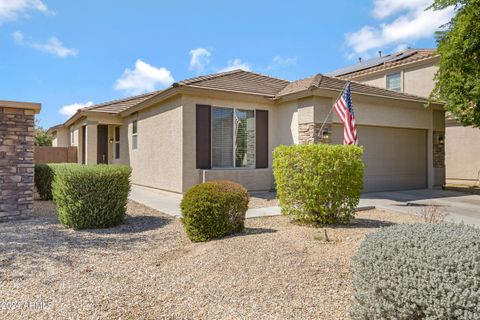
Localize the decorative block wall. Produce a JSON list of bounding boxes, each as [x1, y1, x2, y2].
[[0, 105, 37, 221]]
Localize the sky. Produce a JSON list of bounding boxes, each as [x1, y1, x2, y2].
[[0, 0, 454, 128]]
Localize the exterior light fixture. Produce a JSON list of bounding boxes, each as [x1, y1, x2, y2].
[[109, 138, 114, 144], [322, 129, 331, 140], [438, 135, 445, 145]]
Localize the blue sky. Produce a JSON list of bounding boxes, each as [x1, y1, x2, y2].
[[0, 0, 453, 128]]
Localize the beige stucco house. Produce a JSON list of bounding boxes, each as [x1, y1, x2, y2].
[[49, 69, 445, 194], [328, 48, 480, 186]]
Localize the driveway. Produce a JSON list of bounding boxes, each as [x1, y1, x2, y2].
[[359, 189, 480, 226]]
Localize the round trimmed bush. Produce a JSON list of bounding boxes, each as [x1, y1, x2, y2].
[[52, 164, 131, 229], [351, 223, 480, 320], [34, 163, 56, 200], [180, 180, 249, 242], [273, 144, 364, 225]]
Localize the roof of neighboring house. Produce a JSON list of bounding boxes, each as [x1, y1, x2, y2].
[[175, 69, 290, 97], [326, 49, 438, 79], [276, 73, 428, 102]]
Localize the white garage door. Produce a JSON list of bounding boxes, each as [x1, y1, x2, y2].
[[332, 125, 427, 192]]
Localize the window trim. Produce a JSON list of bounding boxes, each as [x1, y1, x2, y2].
[[132, 120, 138, 150], [70, 128, 74, 145], [386, 71, 402, 92], [114, 126, 120, 159], [210, 106, 256, 169]]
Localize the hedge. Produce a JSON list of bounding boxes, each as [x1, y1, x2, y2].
[[34, 163, 56, 200], [180, 180, 249, 242], [351, 223, 480, 319], [273, 144, 364, 225], [52, 164, 132, 229]]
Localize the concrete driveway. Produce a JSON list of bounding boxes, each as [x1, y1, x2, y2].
[[359, 189, 480, 226]]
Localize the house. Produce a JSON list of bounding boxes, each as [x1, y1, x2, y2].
[[327, 48, 480, 186], [48, 69, 445, 194]]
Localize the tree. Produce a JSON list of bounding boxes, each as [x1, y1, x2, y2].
[[429, 0, 480, 127], [34, 120, 52, 146]]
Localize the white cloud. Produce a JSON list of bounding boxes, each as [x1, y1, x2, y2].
[[268, 55, 297, 69], [13, 31, 78, 58], [219, 58, 251, 72], [59, 101, 94, 117], [114, 59, 174, 95], [0, 0, 50, 24], [345, 0, 454, 57], [189, 48, 211, 72]]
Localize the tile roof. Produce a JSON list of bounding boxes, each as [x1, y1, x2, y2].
[[65, 68, 430, 121], [277, 73, 428, 102], [176, 69, 290, 96], [326, 49, 438, 78], [83, 91, 159, 114]]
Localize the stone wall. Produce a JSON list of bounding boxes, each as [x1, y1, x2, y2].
[[298, 123, 331, 144], [0, 106, 37, 221], [433, 131, 445, 169]]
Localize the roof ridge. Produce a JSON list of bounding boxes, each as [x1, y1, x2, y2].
[[177, 69, 244, 86]]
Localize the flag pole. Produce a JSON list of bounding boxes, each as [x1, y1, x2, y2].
[[318, 81, 350, 138]]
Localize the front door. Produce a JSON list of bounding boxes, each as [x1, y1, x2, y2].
[[97, 125, 109, 164]]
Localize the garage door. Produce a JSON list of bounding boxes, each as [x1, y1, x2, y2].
[[332, 125, 427, 192]]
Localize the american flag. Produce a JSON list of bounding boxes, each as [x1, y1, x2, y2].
[[333, 82, 358, 145]]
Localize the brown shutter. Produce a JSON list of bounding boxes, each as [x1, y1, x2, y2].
[[196, 104, 211, 169], [255, 110, 268, 168]]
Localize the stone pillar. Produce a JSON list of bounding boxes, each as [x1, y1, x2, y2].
[[297, 96, 333, 144], [85, 121, 98, 165], [0, 101, 41, 221]]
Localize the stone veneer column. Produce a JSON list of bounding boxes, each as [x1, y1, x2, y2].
[[0, 101, 40, 221], [298, 123, 332, 144], [433, 131, 445, 169], [297, 96, 333, 144]]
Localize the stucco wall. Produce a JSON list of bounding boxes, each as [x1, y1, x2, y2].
[[52, 127, 69, 147], [129, 96, 184, 193], [446, 123, 480, 184]]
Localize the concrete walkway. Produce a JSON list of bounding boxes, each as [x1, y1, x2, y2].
[[129, 185, 372, 219], [130, 186, 480, 225], [130, 185, 282, 219], [359, 189, 480, 226]]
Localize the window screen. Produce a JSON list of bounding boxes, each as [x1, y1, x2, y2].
[[235, 109, 255, 167], [132, 120, 138, 150], [114, 126, 120, 159], [212, 107, 233, 167], [387, 73, 401, 92]]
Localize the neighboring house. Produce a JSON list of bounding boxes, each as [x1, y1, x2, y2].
[[48, 69, 445, 193], [328, 48, 480, 186]]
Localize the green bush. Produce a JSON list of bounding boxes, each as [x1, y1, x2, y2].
[[180, 180, 249, 242], [351, 223, 480, 320], [34, 163, 56, 200], [273, 144, 364, 225], [52, 164, 132, 229]]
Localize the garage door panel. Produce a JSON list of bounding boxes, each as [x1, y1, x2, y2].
[[332, 125, 427, 192]]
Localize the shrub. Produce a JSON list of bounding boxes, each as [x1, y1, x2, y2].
[[52, 164, 132, 229], [273, 144, 364, 225], [34, 163, 57, 200], [351, 223, 480, 320], [180, 180, 249, 242]]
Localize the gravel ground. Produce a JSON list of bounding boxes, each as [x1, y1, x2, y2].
[[1, 200, 422, 319], [249, 191, 279, 208]]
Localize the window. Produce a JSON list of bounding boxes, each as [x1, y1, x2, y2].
[[114, 126, 120, 159], [132, 120, 138, 150], [386, 72, 401, 92], [211, 107, 255, 168], [70, 129, 74, 145]]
